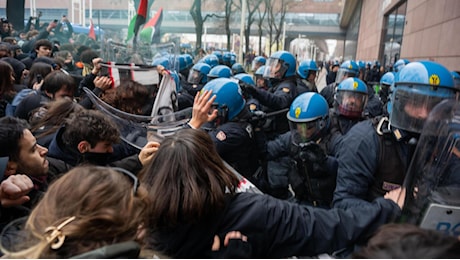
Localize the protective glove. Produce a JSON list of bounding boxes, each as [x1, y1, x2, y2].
[[239, 81, 257, 96], [299, 141, 327, 165]]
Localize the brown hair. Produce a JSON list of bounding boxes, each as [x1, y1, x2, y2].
[[113, 79, 150, 115], [30, 99, 84, 140], [0, 60, 15, 98], [1, 166, 150, 258], [353, 223, 460, 258], [139, 128, 240, 228], [62, 109, 120, 149]]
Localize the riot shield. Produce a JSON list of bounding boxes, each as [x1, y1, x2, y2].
[[400, 99, 460, 236], [84, 87, 262, 194]]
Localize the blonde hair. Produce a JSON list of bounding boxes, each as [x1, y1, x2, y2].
[[1, 166, 150, 258]]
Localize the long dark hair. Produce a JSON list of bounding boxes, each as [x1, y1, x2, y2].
[[139, 129, 240, 228]]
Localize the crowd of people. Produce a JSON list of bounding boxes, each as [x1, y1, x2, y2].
[[0, 10, 459, 259]]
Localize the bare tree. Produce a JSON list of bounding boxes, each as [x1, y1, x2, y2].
[[234, 0, 263, 58], [265, 0, 293, 53], [190, 0, 224, 53], [255, 0, 268, 56], [224, 0, 236, 51]]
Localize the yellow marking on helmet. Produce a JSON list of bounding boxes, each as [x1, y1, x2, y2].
[[429, 74, 440, 85], [295, 107, 301, 118], [353, 81, 358, 89]]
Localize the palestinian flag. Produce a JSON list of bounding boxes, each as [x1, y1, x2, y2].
[[139, 7, 163, 44], [126, 0, 154, 42]]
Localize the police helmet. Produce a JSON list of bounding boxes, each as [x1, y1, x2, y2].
[[207, 65, 232, 81], [451, 71, 460, 92], [152, 57, 170, 68], [201, 78, 246, 122], [212, 51, 223, 64], [335, 60, 359, 84], [183, 54, 194, 69], [380, 72, 395, 86], [357, 60, 366, 71], [187, 62, 211, 85], [231, 63, 246, 75], [202, 54, 219, 68], [335, 77, 368, 118], [255, 65, 265, 77], [287, 92, 330, 143], [251, 56, 266, 72], [297, 59, 318, 79], [175, 55, 188, 73], [229, 53, 237, 67], [233, 73, 255, 86], [390, 61, 456, 134], [394, 59, 410, 73], [263, 51, 296, 79]]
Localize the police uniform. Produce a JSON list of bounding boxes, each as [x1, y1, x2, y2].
[[333, 119, 414, 210], [249, 78, 298, 138]]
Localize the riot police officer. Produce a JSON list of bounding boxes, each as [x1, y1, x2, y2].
[[178, 62, 211, 109], [333, 61, 458, 210], [265, 92, 339, 207], [320, 60, 359, 108], [296, 59, 319, 94], [329, 77, 369, 148], [187, 78, 260, 180], [251, 55, 266, 73], [240, 50, 298, 138]]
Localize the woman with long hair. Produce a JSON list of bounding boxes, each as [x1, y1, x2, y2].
[[30, 98, 84, 147], [139, 128, 405, 258], [1, 166, 150, 258]]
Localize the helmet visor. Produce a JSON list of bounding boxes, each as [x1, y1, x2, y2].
[[390, 86, 451, 134], [335, 68, 357, 84], [336, 91, 368, 118], [188, 70, 202, 85], [251, 59, 261, 72], [263, 58, 287, 79]]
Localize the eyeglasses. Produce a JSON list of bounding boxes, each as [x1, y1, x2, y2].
[[109, 167, 140, 196]]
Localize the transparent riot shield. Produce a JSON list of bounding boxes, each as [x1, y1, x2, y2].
[[150, 42, 178, 71], [83, 87, 262, 194], [399, 99, 460, 237]]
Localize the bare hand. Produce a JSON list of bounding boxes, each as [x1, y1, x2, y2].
[[212, 231, 248, 251], [188, 90, 218, 129], [91, 57, 103, 75], [32, 77, 44, 90], [384, 187, 406, 209], [138, 141, 160, 166], [0, 174, 34, 208], [94, 76, 113, 91]]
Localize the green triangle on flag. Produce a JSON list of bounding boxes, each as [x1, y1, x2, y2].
[[125, 14, 137, 42]]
